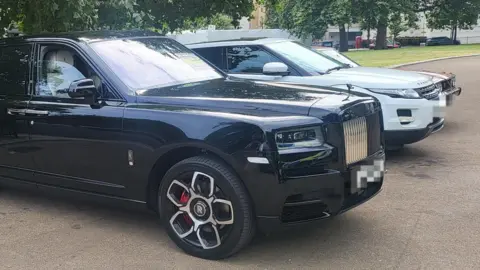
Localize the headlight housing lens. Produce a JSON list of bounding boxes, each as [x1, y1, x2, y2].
[[436, 82, 443, 92], [368, 88, 421, 99], [275, 127, 324, 154]]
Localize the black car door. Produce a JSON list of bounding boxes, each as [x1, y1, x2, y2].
[[26, 41, 128, 197], [0, 42, 37, 184]]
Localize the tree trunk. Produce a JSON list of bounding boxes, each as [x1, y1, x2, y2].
[[375, 21, 388, 50], [367, 27, 371, 45], [339, 24, 348, 52], [453, 25, 458, 44]]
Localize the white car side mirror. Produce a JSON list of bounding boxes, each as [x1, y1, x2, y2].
[[263, 62, 290, 76]]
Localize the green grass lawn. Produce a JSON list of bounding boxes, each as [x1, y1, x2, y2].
[[344, 44, 480, 67]]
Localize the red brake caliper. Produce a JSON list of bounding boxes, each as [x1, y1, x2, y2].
[[179, 191, 193, 225]]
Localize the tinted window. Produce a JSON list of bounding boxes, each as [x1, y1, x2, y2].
[[193, 47, 226, 71], [35, 45, 114, 99], [227, 46, 281, 74], [89, 38, 222, 90], [0, 45, 31, 96], [37, 61, 86, 98]]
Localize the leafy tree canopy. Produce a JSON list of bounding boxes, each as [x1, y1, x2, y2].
[[0, 0, 254, 34], [425, 0, 480, 31]]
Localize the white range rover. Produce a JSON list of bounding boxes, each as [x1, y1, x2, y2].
[[187, 38, 450, 149], [312, 46, 462, 107]]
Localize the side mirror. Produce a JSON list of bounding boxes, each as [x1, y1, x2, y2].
[[263, 62, 290, 76], [68, 79, 97, 103]]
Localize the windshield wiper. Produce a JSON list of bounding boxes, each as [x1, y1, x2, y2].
[[324, 65, 348, 74]]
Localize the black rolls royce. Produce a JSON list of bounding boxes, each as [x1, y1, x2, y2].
[[0, 30, 385, 260]]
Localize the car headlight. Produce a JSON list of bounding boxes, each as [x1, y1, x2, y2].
[[436, 82, 443, 92], [275, 127, 324, 154], [368, 88, 421, 99]]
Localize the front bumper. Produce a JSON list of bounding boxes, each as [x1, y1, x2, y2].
[[443, 86, 462, 106], [384, 117, 444, 146], [375, 94, 442, 132], [255, 150, 385, 234]]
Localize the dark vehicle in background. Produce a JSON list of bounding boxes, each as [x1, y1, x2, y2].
[[0, 31, 385, 260], [426, 36, 461, 46]]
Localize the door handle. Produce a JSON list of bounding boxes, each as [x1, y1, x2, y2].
[[24, 109, 49, 116], [7, 108, 27, 115]]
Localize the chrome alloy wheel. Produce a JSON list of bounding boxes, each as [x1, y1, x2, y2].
[[166, 172, 234, 249]]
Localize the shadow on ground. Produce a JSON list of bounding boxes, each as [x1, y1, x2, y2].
[[385, 145, 445, 166], [386, 146, 428, 163], [0, 187, 378, 265]]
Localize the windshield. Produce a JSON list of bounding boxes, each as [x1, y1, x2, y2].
[[317, 49, 359, 67], [89, 38, 223, 90], [265, 41, 342, 74]]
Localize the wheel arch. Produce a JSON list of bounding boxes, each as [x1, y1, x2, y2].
[[145, 143, 248, 211]]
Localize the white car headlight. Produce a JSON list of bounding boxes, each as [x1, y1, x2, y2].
[[368, 88, 421, 99], [436, 82, 443, 92], [275, 126, 324, 154]]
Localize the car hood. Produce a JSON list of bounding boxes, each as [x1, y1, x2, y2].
[[307, 66, 435, 89], [416, 70, 455, 83], [134, 78, 373, 120]]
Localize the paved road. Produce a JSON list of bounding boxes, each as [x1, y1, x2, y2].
[[1, 57, 480, 270]]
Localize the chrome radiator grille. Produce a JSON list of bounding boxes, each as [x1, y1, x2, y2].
[[343, 117, 368, 165], [415, 84, 440, 100]]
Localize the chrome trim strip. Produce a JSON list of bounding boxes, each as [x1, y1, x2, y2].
[[247, 157, 270, 164]]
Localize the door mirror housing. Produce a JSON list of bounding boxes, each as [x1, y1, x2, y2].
[[263, 62, 290, 76], [68, 79, 97, 103]]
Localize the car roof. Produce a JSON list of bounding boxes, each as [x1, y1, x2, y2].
[[186, 38, 293, 49], [0, 30, 164, 45]]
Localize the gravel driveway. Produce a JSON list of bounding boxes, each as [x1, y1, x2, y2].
[[1, 56, 479, 270]]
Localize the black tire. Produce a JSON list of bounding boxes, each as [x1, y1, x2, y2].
[[158, 156, 255, 260]]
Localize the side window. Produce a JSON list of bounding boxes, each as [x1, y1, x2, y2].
[[0, 44, 31, 96], [227, 46, 282, 74], [35, 44, 114, 99], [193, 47, 226, 71]]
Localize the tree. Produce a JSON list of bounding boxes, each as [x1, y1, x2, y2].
[[356, 0, 378, 44], [264, 1, 282, 28], [0, 0, 255, 34], [389, 12, 417, 43], [179, 14, 236, 32], [262, 0, 330, 40], [264, 0, 422, 50], [425, 0, 480, 43], [353, 0, 418, 49], [263, 0, 355, 51], [138, 0, 254, 32], [209, 14, 236, 30], [325, 0, 357, 52]]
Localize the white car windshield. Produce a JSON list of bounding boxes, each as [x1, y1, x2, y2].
[[318, 49, 359, 67], [89, 37, 223, 90], [265, 41, 343, 74]]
